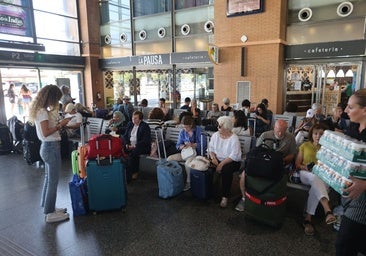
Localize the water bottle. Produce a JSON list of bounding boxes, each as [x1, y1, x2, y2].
[[291, 171, 301, 184]]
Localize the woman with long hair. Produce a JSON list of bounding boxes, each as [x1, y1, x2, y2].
[[29, 85, 71, 223]]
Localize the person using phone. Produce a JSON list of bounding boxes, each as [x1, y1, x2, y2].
[[28, 85, 71, 223], [64, 103, 82, 138]]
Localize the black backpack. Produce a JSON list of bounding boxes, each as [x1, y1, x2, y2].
[[245, 142, 284, 181], [0, 123, 13, 154], [7, 116, 24, 142]]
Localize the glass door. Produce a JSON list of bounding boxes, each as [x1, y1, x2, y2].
[[286, 62, 360, 115]]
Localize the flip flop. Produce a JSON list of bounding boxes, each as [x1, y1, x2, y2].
[[325, 211, 337, 225], [303, 220, 314, 236]]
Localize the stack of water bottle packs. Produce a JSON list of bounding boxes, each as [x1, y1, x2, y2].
[[313, 130, 366, 196]]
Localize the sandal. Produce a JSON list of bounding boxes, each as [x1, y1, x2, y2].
[[303, 220, 314, 236], [325, 211, 337, 225]]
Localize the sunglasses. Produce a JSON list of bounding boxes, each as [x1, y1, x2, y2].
[[217, 124, 222, 129]]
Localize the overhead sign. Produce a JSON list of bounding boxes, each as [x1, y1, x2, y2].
[[285, 40, 366, 60], [100, 51, 211, 69]]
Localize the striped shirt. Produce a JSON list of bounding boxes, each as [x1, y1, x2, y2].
[[345, 122, 366, 225]]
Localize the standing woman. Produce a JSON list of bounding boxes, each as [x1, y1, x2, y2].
[[7, 83, 16, 115], [336, 89, 366, 256], [28, 85, 71, 223], [20, 84, 32, 115]]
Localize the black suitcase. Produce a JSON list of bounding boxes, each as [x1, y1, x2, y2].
[[190, 168, 213, 200], [244, 175, 287, 228]]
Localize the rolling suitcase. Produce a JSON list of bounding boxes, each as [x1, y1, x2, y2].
[[189, 132, 212, 200], [244, 175, 287, 228], [155, 127, 184, 199], [71, 121, 88, 178], [86, 158, 127, 212]]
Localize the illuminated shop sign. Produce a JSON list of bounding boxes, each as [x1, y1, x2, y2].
[[285, 40, 366, 60], [0, 0, 33, 37], [100, 51, 211, 69]]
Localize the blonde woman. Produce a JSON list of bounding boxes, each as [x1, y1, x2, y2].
[[29, 85, 71, 223]]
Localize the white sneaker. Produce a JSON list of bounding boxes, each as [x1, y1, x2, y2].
[[46, 212, 70, 223], [235, 199, 245, 212], [55, 208, 67, 213], [220, 197, 228, 208], [183, 182, 191, 191]]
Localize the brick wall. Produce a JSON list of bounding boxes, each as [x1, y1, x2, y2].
[[213, 0, 287, 113]]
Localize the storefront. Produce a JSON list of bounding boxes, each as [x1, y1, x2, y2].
[[285, 39, 366, 115], [0, 51, 85, 121], [100, 51, 213, 110]]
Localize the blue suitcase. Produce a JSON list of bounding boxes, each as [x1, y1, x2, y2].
[[157, 159, 184, 199], [190, 168, 213, 200], [86, 159, 127, 212], [155, 127, 184, 199]]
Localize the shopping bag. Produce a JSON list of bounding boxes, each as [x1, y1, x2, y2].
[[69, 174, 88, 216]]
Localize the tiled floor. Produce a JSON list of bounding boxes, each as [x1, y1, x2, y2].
[[0, 152, 338, 256]]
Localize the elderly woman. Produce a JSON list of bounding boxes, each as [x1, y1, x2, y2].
[[209, 116, 242, 208], [167, 115, 206, 191], [64, 103, 83, 138], [105, 111, 126, 135]]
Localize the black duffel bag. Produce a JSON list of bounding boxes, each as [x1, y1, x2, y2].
[[245, 142, 284, 181]]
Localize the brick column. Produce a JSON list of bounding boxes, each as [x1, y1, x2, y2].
[[78, 0, 103, 109]]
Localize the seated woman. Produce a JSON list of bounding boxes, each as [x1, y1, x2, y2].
[[221, 97, 233, 112], [167, 115, 206, 191], [105, 111, 126, 135], [75, 103, 93, 117], [64, 103, 82, 138], [187, 98, 201, 125], [249, 103, 270, 137], [295, 123, 336, 236], [146, 107, 165, 126], [209, 116, 242, 208], [232, 110, 250, 136]]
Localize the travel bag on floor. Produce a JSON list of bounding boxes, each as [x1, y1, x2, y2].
[[188, 132, 212, 200], [69, 174, 88, 216], [244, 175, 287, 228], [86, 158, 127, 212], [155, 127, 184, 199]]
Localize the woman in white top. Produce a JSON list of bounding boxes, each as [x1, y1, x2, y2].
[[28, 85, 71, 223], [209, 116, 242, 208]]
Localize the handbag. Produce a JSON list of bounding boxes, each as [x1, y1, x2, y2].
[[69, 175, 88, 216], [181, 146, 197, 160], [186, 156, 210, 171], [87, 134, 126, 160]]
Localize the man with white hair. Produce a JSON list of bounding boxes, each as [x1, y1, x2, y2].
[[235, 119, 297, 212]]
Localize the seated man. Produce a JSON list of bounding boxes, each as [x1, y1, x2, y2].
[[235, 119, 297, 212], [122, 111, 151, 182]]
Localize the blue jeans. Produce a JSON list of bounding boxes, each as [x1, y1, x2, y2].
[[40, 141, 61, 214]]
